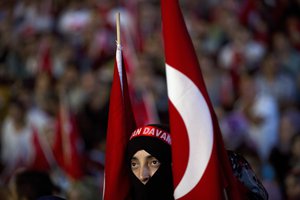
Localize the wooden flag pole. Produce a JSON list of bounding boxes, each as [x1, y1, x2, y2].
[[116, 12, 121, 45]]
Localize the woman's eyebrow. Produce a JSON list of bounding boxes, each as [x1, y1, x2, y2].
[[146, 155, 157, 160], [131, 157, 138, 161]]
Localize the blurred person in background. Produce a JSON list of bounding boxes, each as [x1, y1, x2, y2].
[[76, 69, 110, 152], [282, 132, 300, 199], [237, 72, 279, 162], [272, 32, 300, 79], [256, 53, 298, 110], [289, 134, 300, 173], [272, 32, 300, 105], [9, 169, 64, 200], [57, 62, 85, 113], [27, 75, 58, 172], [282, 134, 300, 199], [0, 97, 34, 183], [0, 185, 11, 200], [270, 109, 300, 198], [66, 177, 101, 200], [76, 67, 110, 183], [285, 169, 300, 200]]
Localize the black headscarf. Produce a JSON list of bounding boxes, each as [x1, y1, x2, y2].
[[127, 124, 174, 200]]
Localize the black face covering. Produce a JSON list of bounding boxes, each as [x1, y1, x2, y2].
[[127, 126, 174, 200], [129, 159, 174, 200]]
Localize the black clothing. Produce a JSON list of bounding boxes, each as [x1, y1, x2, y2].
[[127, 125, 174, 200], [129, 160, 174, 200]]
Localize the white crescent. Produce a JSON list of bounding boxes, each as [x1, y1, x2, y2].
[[166, 64, 213, 199]]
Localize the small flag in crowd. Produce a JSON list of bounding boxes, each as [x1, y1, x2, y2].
[[52, 94, 84, 180]]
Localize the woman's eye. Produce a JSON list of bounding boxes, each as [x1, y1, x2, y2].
[[131, 161, 139, 169], [150, 159, 160, 167]]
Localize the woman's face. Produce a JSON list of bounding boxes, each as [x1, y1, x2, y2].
[[131, 150, 161, 184]]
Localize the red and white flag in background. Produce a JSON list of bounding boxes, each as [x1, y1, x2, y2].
[[161, 0, 243, 199], [103, 42, 136, 200], [52, 95, 84, 180]]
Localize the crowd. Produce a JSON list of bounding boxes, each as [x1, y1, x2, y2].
[[0, 0, 300, 199]]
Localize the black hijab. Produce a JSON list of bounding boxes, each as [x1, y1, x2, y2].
[[127, 125, 174, 200]]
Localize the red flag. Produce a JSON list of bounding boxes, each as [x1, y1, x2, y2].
[[53, 96, 84, 180], [31, 127, 53, 171], [161, 0, 243, 199], [103, 43, 136, 200]]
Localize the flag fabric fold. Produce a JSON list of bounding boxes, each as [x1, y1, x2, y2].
[[103, 43, 136, 200], [161, 0, 242, 199]]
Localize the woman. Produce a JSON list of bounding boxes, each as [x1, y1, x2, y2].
[[127, 124, 268, 200], [127, 124, 174, 200]]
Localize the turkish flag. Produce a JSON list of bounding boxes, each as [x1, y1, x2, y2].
[[161, 0, 243, 199]]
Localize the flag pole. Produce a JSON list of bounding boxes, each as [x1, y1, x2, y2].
[[116, 12, 121, 45]]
